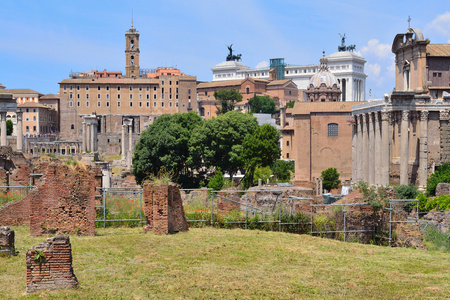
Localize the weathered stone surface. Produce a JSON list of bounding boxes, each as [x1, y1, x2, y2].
[[0, 226, 14, 256], [423, 210, 450, 226], [435, 183, 450, 196], [143, 182, 188, 235], [26, 235, 78, 293]]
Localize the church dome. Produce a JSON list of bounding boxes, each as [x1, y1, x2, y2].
[[309, 53, 339, 88]]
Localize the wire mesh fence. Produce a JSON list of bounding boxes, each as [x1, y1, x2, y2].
[[419, 220, 450, 252]]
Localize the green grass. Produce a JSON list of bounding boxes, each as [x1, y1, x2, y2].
[[1, 226, 449, 299]]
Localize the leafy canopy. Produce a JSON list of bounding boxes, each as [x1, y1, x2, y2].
[[248, 95, 277, 114], [6, 120, 13, 136], [321, 168, 341, 191], [271, 160, 294, 182], [426, 163, 450, 196], [213, 90, 242, 115]]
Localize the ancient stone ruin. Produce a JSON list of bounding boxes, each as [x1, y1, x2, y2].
[[142, 182, 188, 235], [217, 189, 241, 214], [29, 162, 97, 236], [26, 235, 79, 294], [0, 226, 15, 257]]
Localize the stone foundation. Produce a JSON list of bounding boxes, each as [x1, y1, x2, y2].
[[0, 226, 15, 256], [26, 235, 79, 293], [143, 182, 188, 235]]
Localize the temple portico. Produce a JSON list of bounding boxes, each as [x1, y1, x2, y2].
[[352, 92, 450, 188]]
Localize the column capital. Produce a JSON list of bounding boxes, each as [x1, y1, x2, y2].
[[402, 110, 410, 121], [16, 111, 23, 121], [420, 110, 429, 121], [381, 110, 390, 121], [440, 109, 449, 121]]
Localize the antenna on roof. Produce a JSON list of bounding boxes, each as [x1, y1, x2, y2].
[[131, 9, 134, 28], [407, 15, 411, 28]]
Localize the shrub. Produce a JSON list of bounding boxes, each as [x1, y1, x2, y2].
[[321, 168, 341, 192], [207, 169, 225, 191], [253, 166, 273, 185], [426, 163, 450, 196], [271, 160, 294, 182], [394, 184, 418, 199], [425, 194, 450, 211]]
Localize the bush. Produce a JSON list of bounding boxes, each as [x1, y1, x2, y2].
[[253, 166, 273, 185], [271, 160, 294, 182], [207, 169, 225, 191], [426, 163, 450, 196], [425, 194, 450, 211], [321, 168, 341, 191], [394, 184, 418, 199]]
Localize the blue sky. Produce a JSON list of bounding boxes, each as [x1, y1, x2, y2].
[[1, 0, 450, 99]]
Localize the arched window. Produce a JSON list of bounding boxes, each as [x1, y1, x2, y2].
[[328, 123, 338, 137]]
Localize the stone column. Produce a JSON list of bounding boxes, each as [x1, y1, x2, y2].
[[352, 115, 357, 182], [362, 114, 369, 182], [419, 111, 429, 189], [121, 124, 127, 161], [102, 115, 106, 134], [127, 124, 133, 169], [400, 110, 410, 185], [16, 111, 23, 152], [381, 111, 390, 186], [368, 113, 375, 185], [357, 114, 364, 181], [90, 122, 95, 152], [0, 112, 7, 146], [86, 123, 91, 152], [374, 112, 381, 185], [82, 122, 86, 152]]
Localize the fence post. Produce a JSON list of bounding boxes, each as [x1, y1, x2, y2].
[[389, 200, 392, 247], [343, 205, 347, 242], [245, 191, 248, 230], [310, 199, 313, 236], [139, 189, 143, 227], [102, 188, 106, 228], [416, 199, 419, 230], [279, 199, 282, 232], [210, 191, 214, 227]]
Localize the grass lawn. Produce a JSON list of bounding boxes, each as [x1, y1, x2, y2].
[[1, 226, 449, 299]]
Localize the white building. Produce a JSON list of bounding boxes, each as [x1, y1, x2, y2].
[[212, 51, 367, 102]]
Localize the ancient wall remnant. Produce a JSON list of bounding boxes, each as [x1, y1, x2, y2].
[[26, 235, 79, 293], [29, 163, 96, 236], [0, 195, 31, 225], [217, 189, 241, 214], [0, 226, 15, 256], [143, 182, 188, 235]]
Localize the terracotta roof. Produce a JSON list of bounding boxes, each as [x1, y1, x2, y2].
[[0, 89, 42, 95], [18, 102, 53, 109], [267, 79, 292, 86], [40, 93, 60, 100], [427, 44, 450, 57], [197, 79, 243, 89], [292, 101, 364, 114], [59, 78, 160, 84]]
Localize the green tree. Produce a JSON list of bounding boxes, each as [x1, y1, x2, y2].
[[6, 120, 13, 136], [241, 124, 281, 188], [253, 166, 273, 185], [207, 169, 225, 191], [321, 168, 341, 191], [271, 160, 294, 182], [132, 112, 203, 187], [248, 94, 276, 114], [213, 90, 243, 115], [286, 101, 295, 108], [189, 111, 259, 181], [426, 163, 450, 196]]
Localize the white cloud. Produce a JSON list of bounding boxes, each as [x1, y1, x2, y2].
[[255, 61, 269, 69], [426, 12, 450, 38], [367, 63, 381, 78], [360, 39, 391, 59]]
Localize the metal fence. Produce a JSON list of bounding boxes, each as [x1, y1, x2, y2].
[[0, 185, 36, 206], [95, 187, 143, 227], [419, 219, 450, 252]]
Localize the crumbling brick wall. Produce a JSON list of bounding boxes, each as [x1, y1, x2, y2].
[[217, 189, 241, 214], [29, 163, 96, 236], [26, 235, 79, 293], [143, 182, 188, 235], [0, 226, 15, 256], [0, 196, 31, 225]]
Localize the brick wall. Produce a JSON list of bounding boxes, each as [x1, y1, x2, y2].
[[29, 163, 96, 236], [26, 235, 78, 293], [0, 195, 31, 225], [142, 182, 188, 235], [217, 189, 241, 214]]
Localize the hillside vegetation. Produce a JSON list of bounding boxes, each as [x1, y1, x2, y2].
[[1, 226, 449, 299]]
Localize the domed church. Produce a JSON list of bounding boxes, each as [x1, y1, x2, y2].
[[305, 52, 342, 102]]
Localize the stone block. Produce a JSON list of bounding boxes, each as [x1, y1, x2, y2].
[[435, 182, 450, 196], [0, 226, 15, 256]]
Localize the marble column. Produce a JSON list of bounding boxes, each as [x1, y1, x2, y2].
[[352, 115, 357, 183], [0, 112, 7, 146], [381, 111, 390, 186], [86, 123, 91, 152], [362, 114, 369, 182], [419, 110, 429, 189], [82, 122, 86, 152], [374, 112, 381, 185], [357, 114, 364, 182], [127, 124, 133, 169], [400, 110, 410, 185], [121, 124, 126, 161], [16, 111, 23, 152], [368, 113, 375, 184], [102, 115, 106, 134]]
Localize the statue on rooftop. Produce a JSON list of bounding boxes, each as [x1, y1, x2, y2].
[[226, 44, 242, 61]]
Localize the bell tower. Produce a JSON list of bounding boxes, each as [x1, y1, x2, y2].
[[125, 21, 140, 78]]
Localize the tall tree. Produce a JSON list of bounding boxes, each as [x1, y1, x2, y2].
[[213, 89, 243, 115], [241, 124, 281, 188], [248, 95, 277, 114], [6, 120, 13, 136], [132, 112, 203, 187], [189, 110, 258, 180]]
